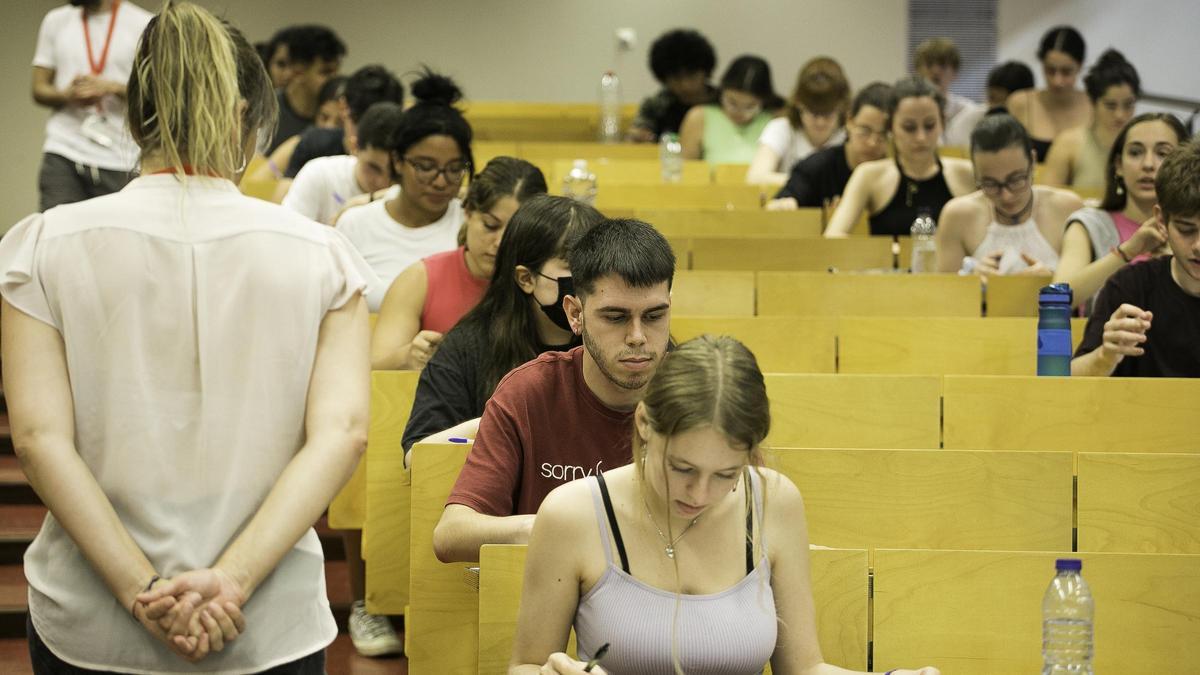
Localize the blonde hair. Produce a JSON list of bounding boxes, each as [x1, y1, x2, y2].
[[127, 1, 277, 177]]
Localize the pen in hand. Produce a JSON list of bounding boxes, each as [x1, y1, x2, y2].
[[583, 642, 609, 672]]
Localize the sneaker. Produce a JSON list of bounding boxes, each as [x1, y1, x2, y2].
[[348, 600, 403, 657]]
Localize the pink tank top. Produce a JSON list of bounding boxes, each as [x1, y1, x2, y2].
[[1111, 212, 1153, 264], [419, 247, 488, 334], [574, 471, 777, 674]]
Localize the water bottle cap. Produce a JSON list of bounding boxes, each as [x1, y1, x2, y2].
[[1039, 282, 1072, 305], [1055, 558, 1082, 571]]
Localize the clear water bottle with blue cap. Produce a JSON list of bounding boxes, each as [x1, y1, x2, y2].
[[1043, 558, 1093, 675], [1037, 283, 1073, 376]]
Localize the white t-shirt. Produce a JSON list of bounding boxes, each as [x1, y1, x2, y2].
[[283, 154, 363, 225], [335, 196, 464, 311], [0, 174, 377, 673], [757, 117, 847, 174], [33, 2, 153, 170]]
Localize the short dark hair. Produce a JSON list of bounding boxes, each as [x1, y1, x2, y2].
[[970, 113, 1033, 160], [1083, 49, 1140, 103], [1157, 139, 1200, 223], [264, 26, 296, 63], [1100, 113, 1189, 212], [720, 55, 784, 110], [649, 29, 716, 83], [987, 61, 1035, 96], [282, 25, 346, 65], [569, 218, 676, 298], [317, 76, 346, 106], [356, 102, 405, 151], [390, 68, 474, 175], [343, 65, 404, 123], [1037, 26, 1085, 65], [850, 82, 894, 118], [463, 156, 548, 214], [889, 75, 945, 127]]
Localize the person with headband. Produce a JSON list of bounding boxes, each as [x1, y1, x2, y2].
[[509, 335, 940, 675], [679, 55, 785, 164], [372, 157, 548, 370], [31, 0, 154, 211], [1, 2, 373, 671], [1008, 26, 1091, 163], [400, 195, 604, 460], [935, 114, 1083, 275], [1041, 49, 1141, 189], [747, 56, 850, 185]]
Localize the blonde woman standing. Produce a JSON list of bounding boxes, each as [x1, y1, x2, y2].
[[1, 2, 371, 671]]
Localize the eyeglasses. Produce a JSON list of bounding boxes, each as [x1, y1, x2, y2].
[[850, 125, 887, 142], [720, 94, 762, 118], [401, 157, 470, 185], [977, 171, 1032, 197]]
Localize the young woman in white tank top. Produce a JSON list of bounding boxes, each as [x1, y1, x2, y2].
[[937, 114, 1083, 276], [509, 336, 939, 675]]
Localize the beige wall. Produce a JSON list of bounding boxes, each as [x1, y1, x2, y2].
[[1, 0, 907, 230]]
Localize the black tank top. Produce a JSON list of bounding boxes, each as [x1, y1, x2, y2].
[[868, 157, 955, 236], [1031, 137, 1053, 164]]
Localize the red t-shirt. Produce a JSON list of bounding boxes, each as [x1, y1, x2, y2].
[[446, 346, 635, 516], [420, 246, 488, 334]]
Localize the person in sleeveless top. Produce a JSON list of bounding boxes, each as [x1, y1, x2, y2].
[[824, 76, 975, 238], [1053, 114, 1189, 309], [1008, 26, 1091, 163], [936, 115, 1083, 275], [509, 336, 940, 675], [2, 4, 372, 670], [1041, 50, 1140, 189], [680, 55, 784, 165], [371, 157, 546, 370]]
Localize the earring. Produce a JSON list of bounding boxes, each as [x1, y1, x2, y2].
[[1116, 180, 1124, 196]]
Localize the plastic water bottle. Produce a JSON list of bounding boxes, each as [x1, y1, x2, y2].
[[1042, 558, 1094, 675], [909, 209, 937, 273], [660, 133, 683, 183], [1037, 283, 1073, 376], [598, 71, 621, 144], [562, 159, 597, 206]]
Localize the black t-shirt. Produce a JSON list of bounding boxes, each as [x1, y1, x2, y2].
[[284, 128, 346, 178], [268, 88, 314, 155], [401, 317, 579, 450], [775, 143, 852, 207], [1075, 256, 1200, 377]]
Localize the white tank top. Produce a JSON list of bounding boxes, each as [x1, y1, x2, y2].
[[971, 197, 1061, 272]]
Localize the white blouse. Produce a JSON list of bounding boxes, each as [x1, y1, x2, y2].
[[0, 174, 375, 673]]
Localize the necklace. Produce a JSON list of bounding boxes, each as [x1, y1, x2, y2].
[[642, 495, 700, 559], [997, 191, 1035, 225]]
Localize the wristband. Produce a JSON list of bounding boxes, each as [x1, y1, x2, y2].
[[1111, 245, 1132, 263], [131, 574, 161, 616]]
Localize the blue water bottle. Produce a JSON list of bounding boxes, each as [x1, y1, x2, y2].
[[1037, 283, 1073, 376]]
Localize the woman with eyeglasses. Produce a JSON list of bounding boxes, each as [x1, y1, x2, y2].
[[679, 55, 785, 164], [1053, 113, 1189, 308], [335, 69, 473, 311], [823, 76, 976, 237], [400, 195, 605, 464], [1008, 26, 1091, 164], [935, 114, 1083, 275], [746, 56, 850, 185], [1040, 49, 1140, 189], [371, 157, 547, 371]]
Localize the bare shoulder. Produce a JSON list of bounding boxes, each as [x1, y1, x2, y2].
[[1038, 185, 1086, 212], [942, 157, 977, 195], [755, 466, 803, 513], [537, 475, 600, 527], [940, 191, 989, 226], [681, 104, 706, 128]]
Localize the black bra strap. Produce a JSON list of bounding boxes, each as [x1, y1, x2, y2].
[[595, 472, 631, 575], [744, 468, 755, 574]]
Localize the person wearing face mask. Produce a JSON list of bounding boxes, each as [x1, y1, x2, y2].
[[371, 157, 547, 371], [680, 55, 785, 164], [432, 218, 676, 564], [824, 76, 976, 237], [400, 195, 604, 456], [747, 56, 850, 185], [1054, 113, 1190, 309], [768, 82, 893, 211], [935, 114, 1083, 275], [31, 0, 154, 211], [1008, 26, 1091, 164], [1041, 49, 1141, 189]]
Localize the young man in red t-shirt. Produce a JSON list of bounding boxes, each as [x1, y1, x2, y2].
[[434, 219, 676, 563]]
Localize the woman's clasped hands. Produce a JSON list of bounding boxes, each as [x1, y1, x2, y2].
[[132, 567, 248, 663]]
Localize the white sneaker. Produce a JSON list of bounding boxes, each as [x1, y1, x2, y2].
[[348, 600, 403, 657]]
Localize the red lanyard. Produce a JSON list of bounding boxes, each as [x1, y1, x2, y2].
[[82, 0, 121, 76]]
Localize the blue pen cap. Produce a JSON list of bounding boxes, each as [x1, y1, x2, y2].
[[1055, 558, 1082, 571], [1039, 282, 1072, 306]]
